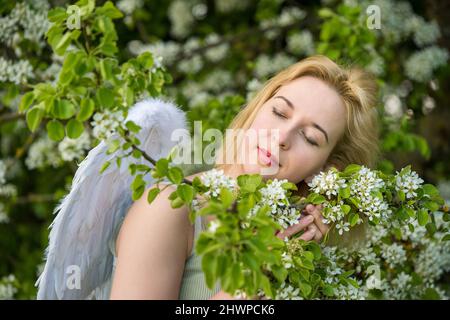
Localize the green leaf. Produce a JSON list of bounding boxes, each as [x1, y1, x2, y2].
[[282, 181, 298, 191], [96, 87, 115, 108], [260, 274, 273, 298], [341, 204, 351, 215], [137, 52, 154, 69], [52, 99, 76, 119], [299, 281, 312, 297], [202, 253, 219, 289], [170, 197, 184, 208], [46, 120, 65, 141], [318, 8, 334, 18], [55, 31, 72, 56], [339, 187, 350, 199], [177, 184, 194, 203], [348, 213, 359, 227], [77, 98, 95, 121], [155, 158, 169, 176], [106, 139, 120, 154], [47, 7, 68, 23], [132, 186, 145, 201], [66, 119, 84, 139], [343, 164, 361, 175], [125, 120, 141, 133], [100, 161, 111, 173], [19, 92, 35, 113], [307, 193, 326, 204], [422, 184, 439, 197], [237, 174, 262, 193], [323, 284, 335, 297], [95, 1, 124, 19], [131, 175, 145, 200], [58, 70, 74, 87], [423, 201, 439, 212], [417, 209, 429, 226], [272, 265, 288, 283], [147, 187, 160, 204], [242, 252, 259, 271], [220, 187, 233, 208], [231, 262, 245, 288], [168, 167, 184, 185], [26, 106, 45, 132]]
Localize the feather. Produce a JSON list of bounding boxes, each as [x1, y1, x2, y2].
[[35, 97, 189, 299]]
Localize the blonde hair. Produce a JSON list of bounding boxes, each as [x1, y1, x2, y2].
[[214, 55, 380, 174], [213, 55, 381, 248]]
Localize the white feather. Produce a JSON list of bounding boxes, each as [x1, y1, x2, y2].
[[35, 97, 189, 299]]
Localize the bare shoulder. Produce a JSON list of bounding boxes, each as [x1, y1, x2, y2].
[[115, 170, 210, 258]]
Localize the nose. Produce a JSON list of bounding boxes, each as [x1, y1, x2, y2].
[[278, 129, 291, 150]]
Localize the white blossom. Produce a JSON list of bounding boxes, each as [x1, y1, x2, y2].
[[335, 221, 350, 235], [58, 131, 91, 162], [404, 46, 449, 83], [287, 30, 315, 56], [0, 160, 6, 185], [366, 53, 385, 77], [128, 40, 181, 66], [350, 167, 390, 221], [395, 169, 424, 199], [168, 0, 195, 39], [307, 168, 347, 199], [207, 220, 221, 233], [414, 241, 450, 284], [25, 136, 62, 169], [254, 53, 296, 79], [204, 34, 229, 63], [192, 3, 208, 20], [383, 94, 403, 119], [246, 78, 263, 102], [0, 1, 50, 46], [201, 69, 233, 93], [178, 55, 203, 74], [277, 7, 306, 27], [422, 96, 436, 115], [116, 0, 143, 16], [335, 281, 368, 300], [382, 272, 412, 299], [0, 57, 34, 84], [200, 169, 237, 198], [381, 243, 407, 269], [281, 252, 293, 269], [0, 180, 17, 198], [275, 281, 303, 300], [322, 201, 345, 224], [258, 179, 289, 212], [0, 274, 17, 299], [0, 203, 10, 224], [90, 110, 125, 141]]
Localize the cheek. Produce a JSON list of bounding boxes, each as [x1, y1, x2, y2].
[[284, 148, 326, 182]]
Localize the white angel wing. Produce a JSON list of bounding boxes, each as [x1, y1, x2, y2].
[[35, 97, 189, 299]]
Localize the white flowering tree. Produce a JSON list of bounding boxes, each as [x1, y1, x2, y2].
[[0, 0, 449, 299]]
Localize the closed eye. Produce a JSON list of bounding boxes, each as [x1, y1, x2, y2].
[[300, 130, 319, 147], [272, 107, 286, 119], [272, 107, 319, 147]]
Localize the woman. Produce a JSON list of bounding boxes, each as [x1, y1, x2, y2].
[[109, 55, 380, 299]]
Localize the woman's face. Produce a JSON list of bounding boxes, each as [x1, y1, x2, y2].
[[239, 76, 347, 183]]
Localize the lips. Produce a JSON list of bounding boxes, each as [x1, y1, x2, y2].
[[257, 145, 280, 167]]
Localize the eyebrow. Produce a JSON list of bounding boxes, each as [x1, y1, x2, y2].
[[274, 95, 329, 144]]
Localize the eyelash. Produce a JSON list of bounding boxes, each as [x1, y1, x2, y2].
[[271, 107, 319, 147]]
